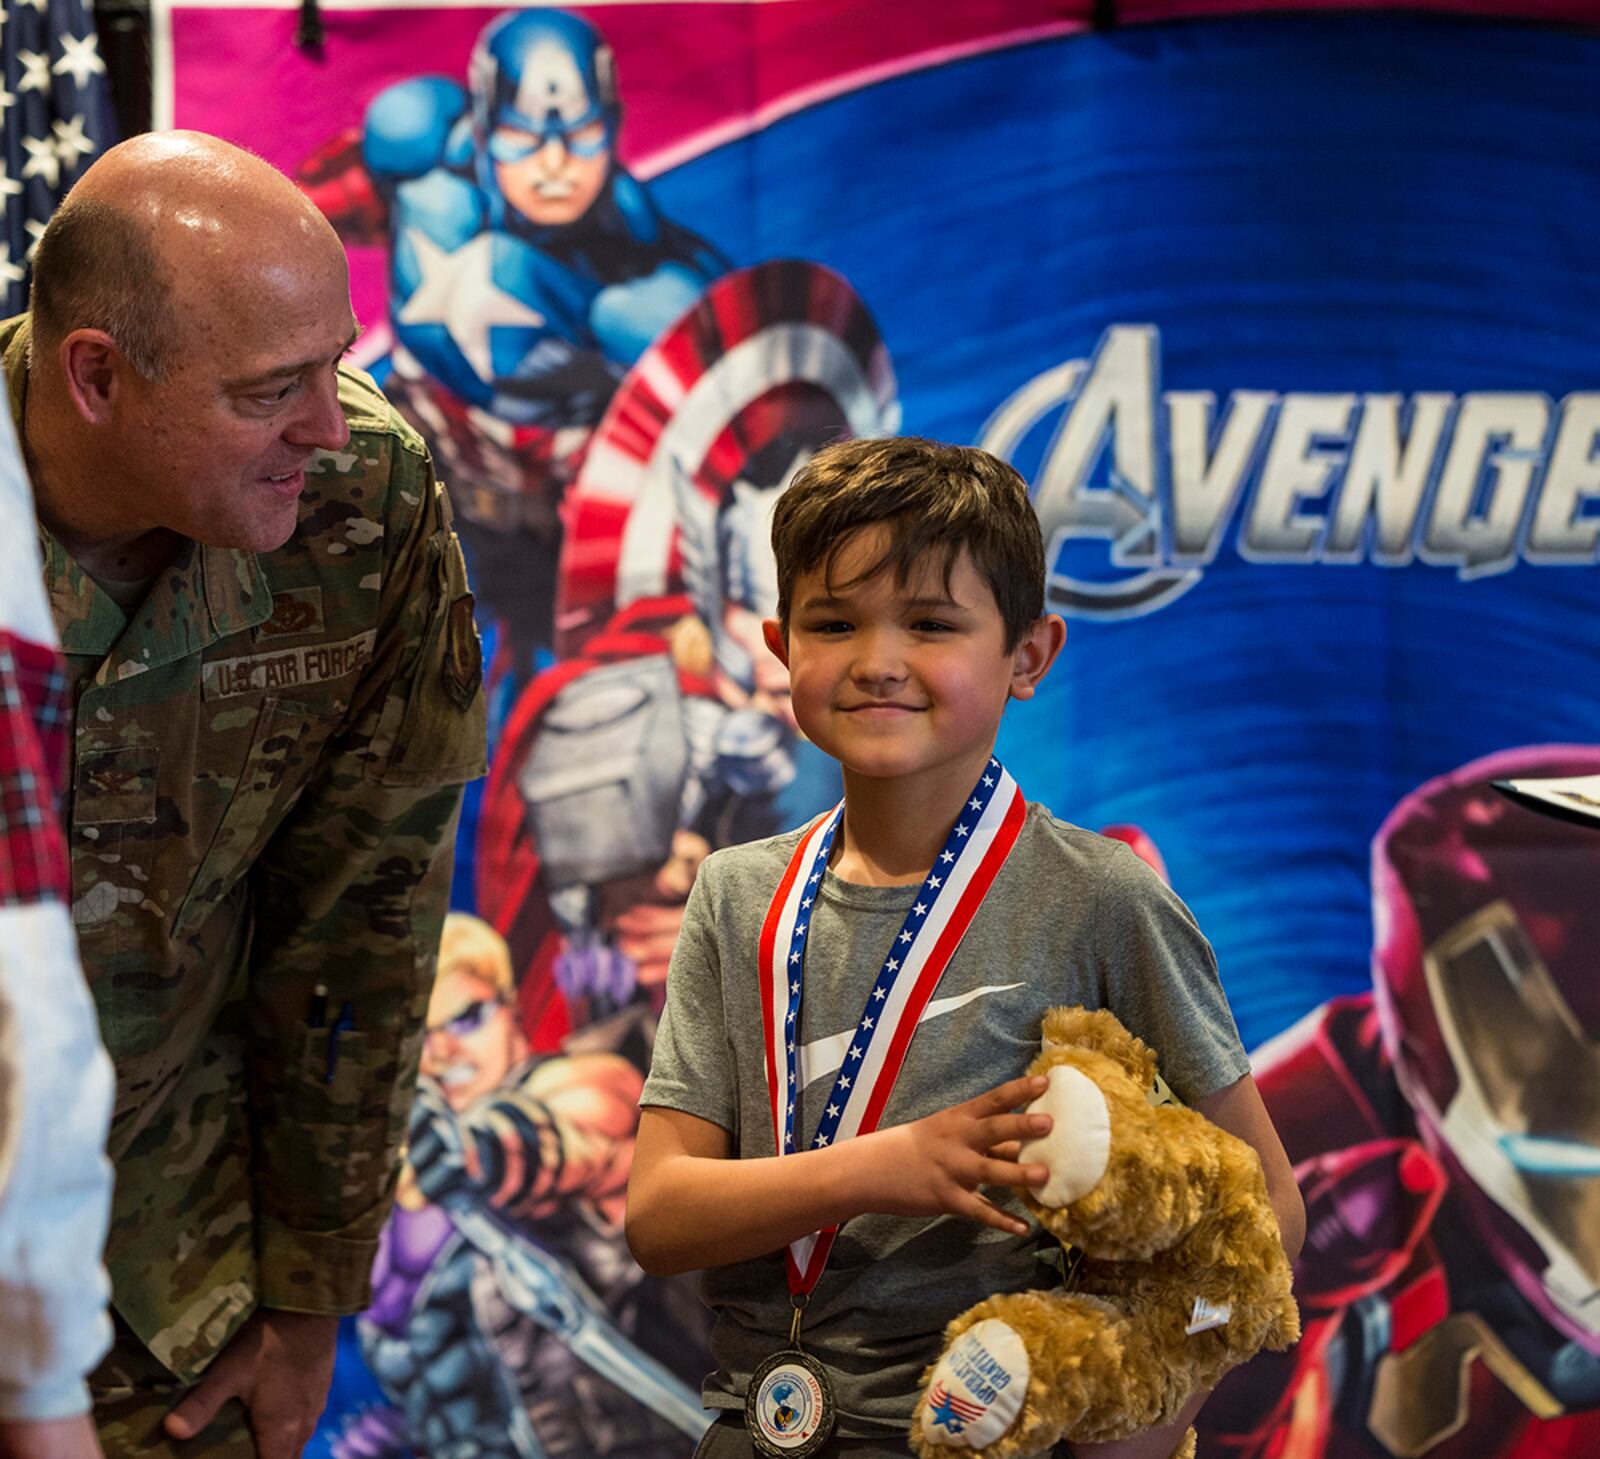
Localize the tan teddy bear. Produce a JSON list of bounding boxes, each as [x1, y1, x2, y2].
[[910, 1007, 1300, 1459]]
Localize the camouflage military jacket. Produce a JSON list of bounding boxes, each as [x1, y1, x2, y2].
[[2, 316, 487, 1383]]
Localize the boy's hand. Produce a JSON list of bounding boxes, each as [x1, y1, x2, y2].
[[870, 1075, 1052, 1234]]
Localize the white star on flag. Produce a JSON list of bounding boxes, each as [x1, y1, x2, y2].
[[809, 872, 820, 885], [0, 86, 16, 116], [52, 32, 103, 88], [942, 851, 956, 863], [23, 219, 44, 261], [51, 113, 95, 167], [814, 1134, 829, 1147], [862, 1016, 874, 1030], [839, 1076, 851, 1088], [913, 903, 927, 915], [0, 167, 21, 200], [848, 1045, 862, 1060], [970, 797, 983, 810], [955, 824, 970, 837], [790, 950, 801, 964], [786, 1010, 795, 1024], [795, 922, 806, 935], [801, 897, 812, 909], [791, 982, 800, 994], [17, 49, 50, 94], [899, 931, 913, 944], [826, 1104, 840, 1117], [873, 987, 887, 1000], [397, 229, 546, 382], [927, 875, 941, 888], [886, 959, 898, 971], [20, 133, 59, 187], [984, 775, 995, 787], [0, 246, 24, 287]]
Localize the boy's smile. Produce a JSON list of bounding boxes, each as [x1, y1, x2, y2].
[[763, 528, 1062, 803]]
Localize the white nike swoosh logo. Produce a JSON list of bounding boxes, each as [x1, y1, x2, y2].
[[797, 983, 1025, 1092]]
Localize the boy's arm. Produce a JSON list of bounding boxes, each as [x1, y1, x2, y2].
[[1195, 1070, 1305, 1263], [1069, 1070, 1303, 1459], [625, 1080, 1053, 1277]]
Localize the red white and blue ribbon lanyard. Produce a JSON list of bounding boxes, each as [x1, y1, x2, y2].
[[757, 756, 1027, 1301]]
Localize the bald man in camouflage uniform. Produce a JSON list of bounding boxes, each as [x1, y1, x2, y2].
[[9, 132, 486, 1458]]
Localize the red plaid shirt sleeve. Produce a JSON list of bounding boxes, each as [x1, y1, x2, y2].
[[0, 628, 70, 907]]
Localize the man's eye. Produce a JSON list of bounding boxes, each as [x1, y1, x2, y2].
[[255, 382, 297, 405]]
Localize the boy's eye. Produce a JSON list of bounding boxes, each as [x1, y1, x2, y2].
[[912, 619, 954, 633]]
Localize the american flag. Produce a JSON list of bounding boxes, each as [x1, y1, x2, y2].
[[1, 0, 117, 316]]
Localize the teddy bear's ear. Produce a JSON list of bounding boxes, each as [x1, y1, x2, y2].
[[1040, 1006, 1158, 1085]]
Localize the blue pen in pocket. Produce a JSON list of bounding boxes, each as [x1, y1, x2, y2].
[[325, 1000, 354, 1085]]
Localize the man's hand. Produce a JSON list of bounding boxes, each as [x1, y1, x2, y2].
[[867, 1076, 1052, 1235], [163, 1310, 337, 1458], [0, 1414, 105, 1459]]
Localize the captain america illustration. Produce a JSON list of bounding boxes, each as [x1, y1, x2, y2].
[[301, 7, 728, 659], [1199, 746, 1600, 1459]]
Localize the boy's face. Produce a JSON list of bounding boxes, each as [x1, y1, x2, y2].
[[763, 529, 1062, 795]]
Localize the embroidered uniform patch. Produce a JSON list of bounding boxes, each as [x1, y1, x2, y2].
[[444, 594, 481, 709], [202, 630, 375, 699], [256, 587, 325, 640]]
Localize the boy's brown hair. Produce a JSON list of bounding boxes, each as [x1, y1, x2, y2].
[[771, 437, 1045, 650]]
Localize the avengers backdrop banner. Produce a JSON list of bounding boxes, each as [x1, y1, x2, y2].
[[152, 3, 1600, 1456]]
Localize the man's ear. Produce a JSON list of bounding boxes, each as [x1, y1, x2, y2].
[[761, 617, 790, 669], [58, 330, 126, 426], [1009, 614, 1066, 701]]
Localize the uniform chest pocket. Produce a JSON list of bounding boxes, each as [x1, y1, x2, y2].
[[173, 697, 338, 938]]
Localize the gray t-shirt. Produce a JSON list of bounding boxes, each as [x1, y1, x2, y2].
[[641, 803, 1249, 1444]]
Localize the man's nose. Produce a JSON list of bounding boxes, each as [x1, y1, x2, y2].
[[284, 367, 351, 452], [536, 136, 570, 171]]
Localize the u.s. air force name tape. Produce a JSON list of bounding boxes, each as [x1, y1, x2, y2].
[[920, 1319, 1030, 1449], [202, 630, 376, 699]]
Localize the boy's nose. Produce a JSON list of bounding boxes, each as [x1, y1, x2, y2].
[[850, 631, 909, 687]]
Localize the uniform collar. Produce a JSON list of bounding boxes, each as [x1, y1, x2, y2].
[[3, 312, 272, 673]]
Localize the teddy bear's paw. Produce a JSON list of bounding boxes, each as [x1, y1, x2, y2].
[[1017, 1064, 1111, 1207], [916, 1318, 1031, 1453]]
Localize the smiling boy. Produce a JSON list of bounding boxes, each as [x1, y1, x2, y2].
[[626, 438, 1303, 1459]]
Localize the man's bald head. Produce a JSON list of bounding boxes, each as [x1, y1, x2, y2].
[[30, 131, 343, 380]]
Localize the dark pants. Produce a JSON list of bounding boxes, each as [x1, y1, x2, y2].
[[694, 1412, 915, 1458], [91, 1316, 255, 1458], [693, 1412, 1085, 1459]]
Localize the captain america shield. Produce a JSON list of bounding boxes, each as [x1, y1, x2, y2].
[[553, 259, 899, 656]]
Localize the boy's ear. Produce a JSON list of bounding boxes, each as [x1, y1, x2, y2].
[[761, 617, 790, 669], [1009, 614, 1066, 701]]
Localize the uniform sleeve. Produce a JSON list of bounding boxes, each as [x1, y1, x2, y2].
[[1094, 842, 1251, 1105], [243, 428, 487, 1314], [638, 860, 737, 1133], [0, 474, 114, 1420]]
